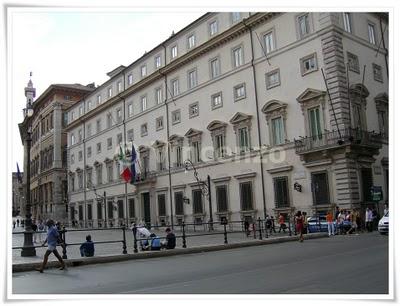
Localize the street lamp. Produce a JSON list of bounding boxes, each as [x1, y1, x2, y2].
[[184, 159, 213, 230], [21, 102, 36, 256]]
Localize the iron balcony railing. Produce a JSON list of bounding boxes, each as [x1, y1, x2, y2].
[[294, 128, 383, 154]]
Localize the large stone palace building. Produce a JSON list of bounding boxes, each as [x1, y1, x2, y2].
[[65, 12, 388, 228], [19, 80, 95, 222]]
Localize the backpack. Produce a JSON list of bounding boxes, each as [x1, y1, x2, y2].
[[151, 237, 161, 249]]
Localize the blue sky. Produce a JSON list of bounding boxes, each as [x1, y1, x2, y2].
[[9, 9, 203, 172]]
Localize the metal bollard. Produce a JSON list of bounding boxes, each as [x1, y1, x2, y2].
[[265, 219, 269, 239], [133, 223, 138, 253], [253, 223, 257, 239], [62, 227, 67, 259], [258, 217, 263, 240], [182, 221, 187, 248], [223, 222, 228, 244], [122, 226, 127, 254], [288, 216, 292, 236]]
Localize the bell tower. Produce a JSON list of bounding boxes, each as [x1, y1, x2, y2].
[[24, 72, 36, 107]]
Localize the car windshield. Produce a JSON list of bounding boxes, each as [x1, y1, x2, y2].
[[385, 211, 389, 217]]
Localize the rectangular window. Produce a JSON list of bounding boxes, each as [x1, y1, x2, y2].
[[193, 189, 203, 214], [176, 145, 182, 167], [107, 137, 112, 149], [172, 110, 181, 125], [97, 202, 103, 219], [117, 133, 122, 145], [189, 102, 199, 118], [209, 20, 218, 36], [171, 45, 178, 59], [87, 146, 92, 158], [107, 201, 113, 219], [298, 13, 310, 38], [97, 142, 102, 153], [347, 52, 360, 73], [71, 134, 75, 145], [78, 151, 83, 161], [216, 185, 228, 212], [107, 113, 112, 128], [156, 116, 164, 131], [96, 166, 102, 185], [87, 169, 92, 186], [311, 172, 330, 205], [188, 69, 197, 89], [210, 58, 220, 79], [108, 87, 112, 98], [274, 177, 290, 208], [192, 141, 201, 163], [107, 163, 113, 182], [141, 96, 147, 112], [127, 129, 134, 141], [96, 119, 101, 133], [343, 13, 352, 33], [87, 123, 92, 137], [240, 182, 253, 211], [117, 200, 124, 218], [234, 83, 246, 101], [97, 95, 101, 105], [301, 54, 317, 75], [264, 31, 275, 54], [128, 103, 133, 117], [78, 172, 83, 189], [231, 12, 241, 23], [211, 92, 223, 109], [308, 107, 322, 139], [141, 65, 147, 78], [87, 100, 92, 111], [155, 55, 161, 68], [266, 69, 281, 89], [158, 194, 166, 216], [87, 204, 93, 220], [155, 88, 163, 104], [141, 123, 148, 137], [128, 74, 133, 85], [78, 129, 82, 142], [233, 46, 243, 68], [174, 192, 184, 215], [129, 198, 135, 218], [373, 63, 383, 82], [117, 81, 122, 93], [368, 23, 376, 45], [172, 79, 179, 96], [79, 105, 83, 116], [116, 108, 122, 123], [188, 34, 195, 49], [271, 117, 285, 145], [215, 134, 225, 158], [238, 127, 250, 152]]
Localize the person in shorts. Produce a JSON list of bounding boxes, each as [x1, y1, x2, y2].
[[36, 219, 66, 273]]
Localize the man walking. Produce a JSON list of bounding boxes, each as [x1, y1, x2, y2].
[[365, 207, 373, 232], [36, 219, 66, 273]]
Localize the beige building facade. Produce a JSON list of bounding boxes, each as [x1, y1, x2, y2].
[[65, 12, 389, 228]]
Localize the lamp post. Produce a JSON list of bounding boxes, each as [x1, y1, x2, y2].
[[21, 104, 36, 256], [184, 159, 213, 230]]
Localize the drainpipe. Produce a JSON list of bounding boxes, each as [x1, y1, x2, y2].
[[160, 43, 174, 230], [243, 19, 267, 219]]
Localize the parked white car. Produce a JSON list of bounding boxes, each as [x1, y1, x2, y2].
[[378, 211, 389, 235]]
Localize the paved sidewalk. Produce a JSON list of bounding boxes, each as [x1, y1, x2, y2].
[[12, 224, 295, 265]]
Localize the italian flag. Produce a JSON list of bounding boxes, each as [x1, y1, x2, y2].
[[119, 146, 132, 183]]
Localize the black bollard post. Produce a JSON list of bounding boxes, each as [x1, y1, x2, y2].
[[133, 223, 138, 253], [258, 217, 263, 240], [182, 221, 187, 248], [265, 218, 269, 239], [223, 221, 228, 244], [288, 214, 292, 236], [122, 226, 127, 254], [62, 226, 67, 259], [253, 222, 256, 239]]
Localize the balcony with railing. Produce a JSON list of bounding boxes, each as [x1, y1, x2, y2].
[[294, 128, 384, 155]]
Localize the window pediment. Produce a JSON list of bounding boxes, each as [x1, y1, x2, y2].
[[138, 145, 150, 153], [296, 88, 326, 103], [262, 100, 288, 120], [229, 112, 252, 125], [374, 92, 388, 108], [93, 160, 101, 167], [104, 157, 112, 164], [152, 140, 166, 148], [207, 120, 227, 131], [349, 83, 370, 99], [168, 134, 184, 143], [184, 128, 202, 138]]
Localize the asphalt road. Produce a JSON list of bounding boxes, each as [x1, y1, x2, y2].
[[12, 232, 389, 294]]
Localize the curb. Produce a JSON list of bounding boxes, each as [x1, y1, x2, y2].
[[12, 232, 327, 273]]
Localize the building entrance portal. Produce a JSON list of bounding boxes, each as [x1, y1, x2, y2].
[[142, 192, 151, 226]]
